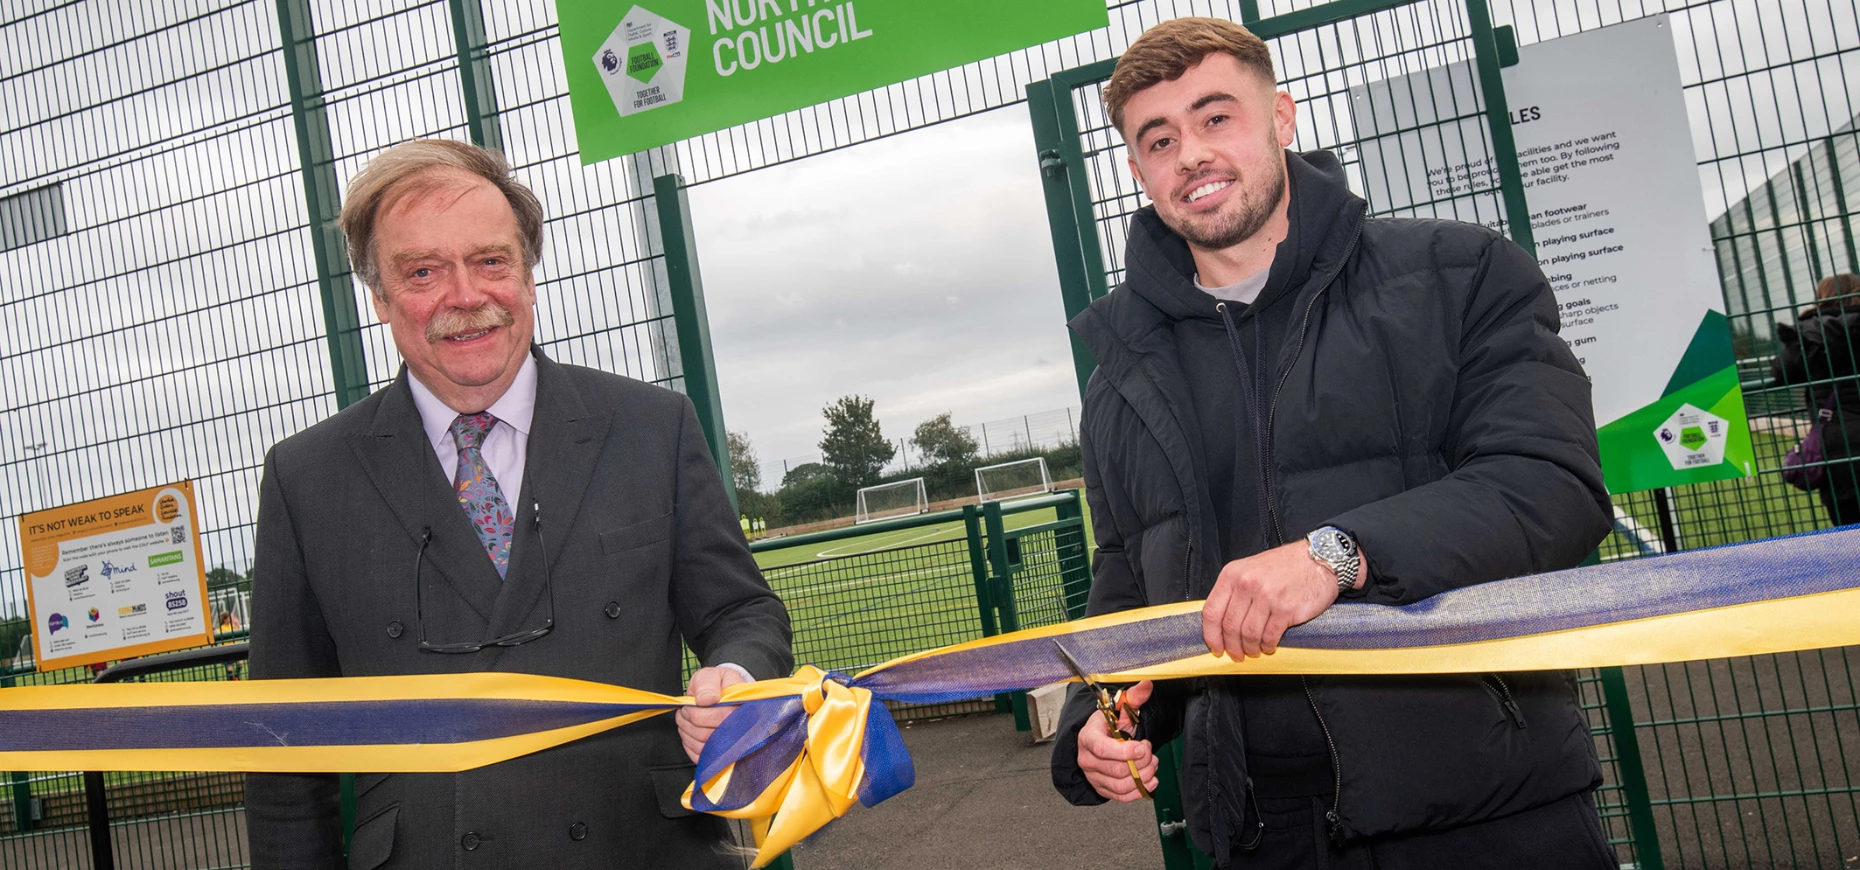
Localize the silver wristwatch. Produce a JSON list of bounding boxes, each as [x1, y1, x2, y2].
[[1306, 526, 1360, 592]]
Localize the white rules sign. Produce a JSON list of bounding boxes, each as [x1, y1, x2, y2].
[[1350, 15, 1752, 493]]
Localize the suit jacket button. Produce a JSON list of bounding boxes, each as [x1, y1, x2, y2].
[[603, 601, 622, 619], [386, 621, 404, 639], [461, 832, 480, 851], [569, 822, 587, 841]]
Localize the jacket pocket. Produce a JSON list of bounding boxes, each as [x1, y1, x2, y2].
[[600, 511, 673, 555], [353, 772, 390, 797], [347, 802, 398, 870], [648, 764, 699, 819]]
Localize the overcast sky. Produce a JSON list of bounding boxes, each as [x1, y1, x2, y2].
[[687, 106, 1082, 470]]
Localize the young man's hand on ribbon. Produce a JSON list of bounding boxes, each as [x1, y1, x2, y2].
[[1203, 540, 1365, 659]]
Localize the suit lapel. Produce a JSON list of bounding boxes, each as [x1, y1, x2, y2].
[[345, 371, 502, 624], [483, 353, 611, 647]]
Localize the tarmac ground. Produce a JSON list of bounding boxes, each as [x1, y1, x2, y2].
[[790, 711, 1164, 869]]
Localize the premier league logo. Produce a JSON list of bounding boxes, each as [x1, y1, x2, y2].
[[1657, 427, 1675, 444], [600, 48, 620, 74]]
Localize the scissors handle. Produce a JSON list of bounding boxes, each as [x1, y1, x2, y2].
[[1103, 691, 1152, 800]]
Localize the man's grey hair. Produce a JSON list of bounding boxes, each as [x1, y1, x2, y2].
[[338, 138, 545, 297]]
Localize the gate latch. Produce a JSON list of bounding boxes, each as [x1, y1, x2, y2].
[[1038, 150, 1065, 178]]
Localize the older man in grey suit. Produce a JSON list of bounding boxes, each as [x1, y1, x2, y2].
[[245, 139, 792, 869]]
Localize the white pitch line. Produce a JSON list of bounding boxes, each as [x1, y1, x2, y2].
[[810, 525, 958, 559], [774, 563, 960, 598]]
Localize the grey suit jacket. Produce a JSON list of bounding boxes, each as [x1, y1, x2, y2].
[[246, 349, 791, 870]]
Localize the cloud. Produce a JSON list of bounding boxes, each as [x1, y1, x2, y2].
[[688, 106, 1085, 464]]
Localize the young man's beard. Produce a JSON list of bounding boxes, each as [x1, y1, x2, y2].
[[1164, 135, 1287, 252]]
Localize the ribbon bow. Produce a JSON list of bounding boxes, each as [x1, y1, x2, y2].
[[684, 665, 913, 866]]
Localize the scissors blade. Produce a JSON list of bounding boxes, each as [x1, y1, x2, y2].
[[1051, 639, 1097, 688]]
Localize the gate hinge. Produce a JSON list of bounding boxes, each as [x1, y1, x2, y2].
[[1038, 150, 1065, 178]]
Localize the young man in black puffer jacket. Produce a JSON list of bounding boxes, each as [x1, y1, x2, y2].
[[1049, 17, 1616, 868]]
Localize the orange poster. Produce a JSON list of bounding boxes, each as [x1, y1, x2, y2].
[[17, 482, 214, 671]]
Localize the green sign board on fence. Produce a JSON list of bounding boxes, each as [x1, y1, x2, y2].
[[558, 0, 1110, 164]]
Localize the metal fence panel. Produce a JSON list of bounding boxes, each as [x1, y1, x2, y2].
[[1499, 0, 1860, 865]]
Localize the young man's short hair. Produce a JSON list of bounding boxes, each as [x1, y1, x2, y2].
[[1103, 17, 1276, 138]]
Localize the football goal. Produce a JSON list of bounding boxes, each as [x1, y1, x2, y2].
[[974, 457, 1053, 503], [855, 478, 929, 524]]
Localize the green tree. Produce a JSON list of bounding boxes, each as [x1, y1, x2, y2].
[[0, 615, 29, 665], [911, 412, 979, 468], [726, 430, 762, 495], [781, 462, 834, 487], [819, 395, 895, 489], [778, 462, 841, 523], [205, 567, 245, 591]]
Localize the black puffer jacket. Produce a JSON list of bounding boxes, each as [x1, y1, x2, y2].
[[1051, 151, 1613, 860]]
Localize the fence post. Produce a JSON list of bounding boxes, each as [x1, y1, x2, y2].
[[652, 173, 737, 512], [1026, 78, 1101, 396], [82, 771, 113, 870], [1153, 740, 1214, 870], [447, 0, 502, 151], [962, 505, 999, 638], [275, 0, 370, 409], [1465, 0, 1537, 255], [981, 501, 1031, 731], [1598, 666, 1666, 870], [1653, 489, 1683, 553], [1054, 489, 1091, 620]]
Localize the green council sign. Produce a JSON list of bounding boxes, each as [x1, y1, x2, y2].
[[558, 0, 1110, 164]]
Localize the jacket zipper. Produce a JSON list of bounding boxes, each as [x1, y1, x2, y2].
[[1216, 303, 1275, 550], [1483, 674, 1528, 728], [1262, 219, 1365, 543], [1280, 220, 1365, 843], [1303, 675, 1345, 840]]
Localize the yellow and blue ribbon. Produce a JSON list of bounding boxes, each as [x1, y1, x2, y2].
[[1, 525, 1857, 866]]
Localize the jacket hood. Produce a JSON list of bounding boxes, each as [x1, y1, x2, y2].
[[1117, 149, 1366, 324]]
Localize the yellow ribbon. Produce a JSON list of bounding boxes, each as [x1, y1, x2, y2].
[[683, 665, 879, 862]]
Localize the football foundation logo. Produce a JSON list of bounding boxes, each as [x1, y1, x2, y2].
[[595, 6, 689, 118], [1653, 402, 1729, 471]]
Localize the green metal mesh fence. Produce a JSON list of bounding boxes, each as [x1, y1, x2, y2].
[[1495, 1, 1860, 866], [765, 538, 982, 676], [1002, 522, 1093, 630], [0, 649, 249, 870]]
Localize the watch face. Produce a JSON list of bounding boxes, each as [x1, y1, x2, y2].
[[1312, 529, 1353, 561]]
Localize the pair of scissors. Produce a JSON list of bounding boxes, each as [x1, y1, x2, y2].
[[1053, 639, 1152, 800]]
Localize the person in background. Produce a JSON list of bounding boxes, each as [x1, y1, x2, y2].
[[1775, 273, 1860, 526]]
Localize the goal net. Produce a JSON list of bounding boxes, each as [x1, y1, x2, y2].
[[855, 478, 929, 524], [974, 457, 1052, 503]]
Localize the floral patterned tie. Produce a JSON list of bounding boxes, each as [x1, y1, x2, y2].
[[450, 412, 514, 578]]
